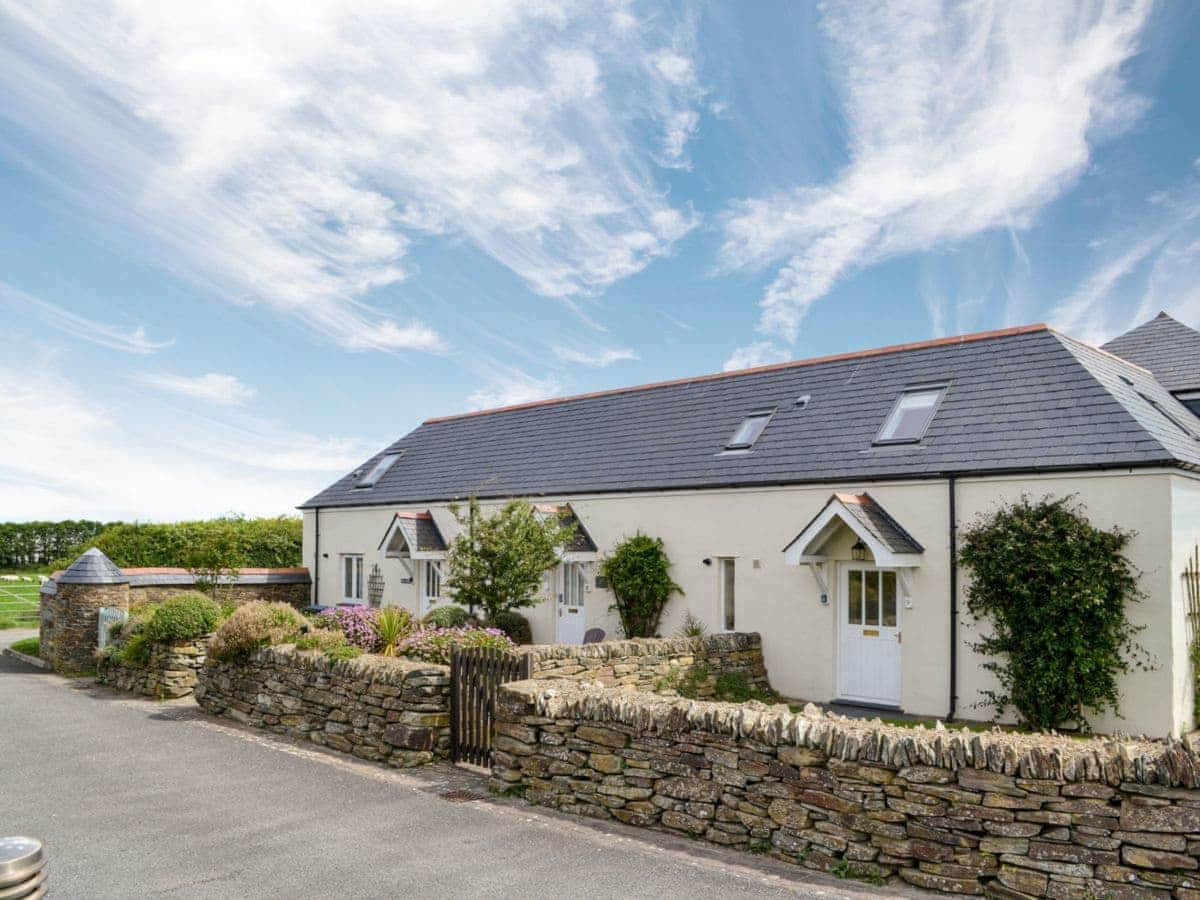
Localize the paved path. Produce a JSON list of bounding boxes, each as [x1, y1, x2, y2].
[[0, 634, 922, 899]]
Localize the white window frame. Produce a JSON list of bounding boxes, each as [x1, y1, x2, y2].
[[421, 560, 443, 607], [874, 384, 948, 445], [342, 554, 364, 603], [719, 557, 736, 632]]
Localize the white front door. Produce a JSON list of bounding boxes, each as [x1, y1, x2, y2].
[[838, 565, 902, 706], [556, 562, 587, 644]]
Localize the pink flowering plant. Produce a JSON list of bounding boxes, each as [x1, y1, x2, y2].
[[319, 606, 380, 651], [396, 626, 515, 665]]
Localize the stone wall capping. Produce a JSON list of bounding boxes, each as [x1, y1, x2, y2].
[[505, 680, 1195, 789]]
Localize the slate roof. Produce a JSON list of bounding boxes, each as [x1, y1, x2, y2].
[[379, 512, 448, 554], [833, 494, 924, 555], [57, 548, 127, 584], [536, 504, 599, 553], [1102, 312, 1200, 393], [303, 322, 1200, 510]]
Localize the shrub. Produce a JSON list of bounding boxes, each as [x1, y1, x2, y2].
[[9, 636, 38, 656], [397, 627, 515, 665], [601, 534, 682, 638], [676, 611, 707, 639], [142, 592, 223, 643], [117, 630, 152, 667], [55, 515, 302, 569], [209, 601, 307, 662], [374, 607, 414, 656], [489, 609, 532, 645], [318, 606, 379, 651], [326, 644, 363, 662], [422, 605, 471, 628], [0, 618, 15, 630], [713, 672, 773, 703], [959, 495, 1148, 732], [294, 630, 348, 653]]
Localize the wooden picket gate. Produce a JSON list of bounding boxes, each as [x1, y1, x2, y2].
[[450, 646, 533, 767]]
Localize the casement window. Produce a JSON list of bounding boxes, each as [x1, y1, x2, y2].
[[875, 385, 947, 444], [422, 560, 442, 602], [725, 409, 774, 451], [342, 554, 364, 603], [355, 451, 403, 488], [719, 558, 736, 631]]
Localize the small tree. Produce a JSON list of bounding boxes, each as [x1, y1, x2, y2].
[[181, 516, 246, 605], [601, 534, 682, 638], [444, 498, 575, 621], [959, 495, 1148, 732]]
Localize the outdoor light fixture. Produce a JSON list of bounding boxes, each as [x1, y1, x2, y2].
[[850, 540, 868, 561], [702, 557, 712, 566]]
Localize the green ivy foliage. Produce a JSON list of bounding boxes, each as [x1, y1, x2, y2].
[[959, 496, 1148, 732], [601, 533, 682, 638]]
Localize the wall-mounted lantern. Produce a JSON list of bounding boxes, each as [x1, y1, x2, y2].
[[850, 540, 868, 561]]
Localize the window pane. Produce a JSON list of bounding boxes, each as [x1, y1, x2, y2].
[[847, 570, 862, 625], [726, 413, 772, 449], [878, 388, 943, 442], [722, 559, 736, 630], [881, 571, 897, 627], [344, 558, 352, 598], [864, 571, 879, 625], [355, 558, 363, 600], [357, 453, 401, 487], [575, 566, 587, 607]]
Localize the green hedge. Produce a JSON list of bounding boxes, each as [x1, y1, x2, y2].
[[54, 516, 302, 569], [142, 592, 224, 643]]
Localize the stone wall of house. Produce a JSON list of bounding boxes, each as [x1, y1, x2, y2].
[[195, 646, 451, 767], [40, 573, 310, 675], [525, 633, 770, 697], [41, 582, 129, 674], [492, 680, 1200, 898], [127, 582, 309, 607], [96, 636, 210, 699]]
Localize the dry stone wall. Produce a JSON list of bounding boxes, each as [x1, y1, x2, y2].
[[196, 646, 451, 767], [96, 637, 209, 699], [526, 633, 769, 697], [492, 680, 1200, 898]]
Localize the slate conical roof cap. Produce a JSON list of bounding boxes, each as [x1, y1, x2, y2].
[[57, 547, 128, 584]]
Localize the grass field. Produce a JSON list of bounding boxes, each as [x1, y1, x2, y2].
[[0, 576, 41, 629]]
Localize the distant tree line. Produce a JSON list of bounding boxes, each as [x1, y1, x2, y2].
[[0, 516, 303, 571], [0, 520, 109, 568]]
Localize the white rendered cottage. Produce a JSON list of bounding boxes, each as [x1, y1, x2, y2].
[[301, 314, 1200, 736]]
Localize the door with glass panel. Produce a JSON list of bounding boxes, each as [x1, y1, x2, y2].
[[838, 565, 901, 706], [556, 562, 587, 644]]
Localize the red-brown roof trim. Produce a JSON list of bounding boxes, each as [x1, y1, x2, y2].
[[424, 323, 1049, 424]]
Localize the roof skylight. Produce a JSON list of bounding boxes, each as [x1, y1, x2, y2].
[[1176, 391, 1200, 419], [1137, 392, 1200, 440], [875, 385, 947, 444], [725, 409, 774, 451], [355, 452, 403, 488]]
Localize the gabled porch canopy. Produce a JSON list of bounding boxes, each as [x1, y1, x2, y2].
[[782, 493, 923, 597], [534, 503, 599, 562], [378, 511, 448, 577]]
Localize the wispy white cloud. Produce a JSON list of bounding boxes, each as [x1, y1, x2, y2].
[[1050, 184, 1200, 343], [467, 372, 562, 412], [720, 1, 1151, 359], [553, 345, 638, 368], [0, 279, 171, 354], [136, 372, 256, 407], [0, 364, 367, 520], [0, 1, 702, 348], [723, 341, 791, 372]]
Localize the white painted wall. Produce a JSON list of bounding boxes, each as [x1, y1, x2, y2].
[[301, 466, 1191, 735], [1171, 474, 1200, 733]]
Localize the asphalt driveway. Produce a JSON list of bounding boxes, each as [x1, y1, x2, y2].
[[0, 635, 919, 898]]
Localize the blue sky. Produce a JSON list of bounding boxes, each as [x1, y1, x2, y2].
[[1, 0, 1198, 521]]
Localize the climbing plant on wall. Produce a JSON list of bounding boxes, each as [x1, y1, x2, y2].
[[959, 495, 1149, 732]]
